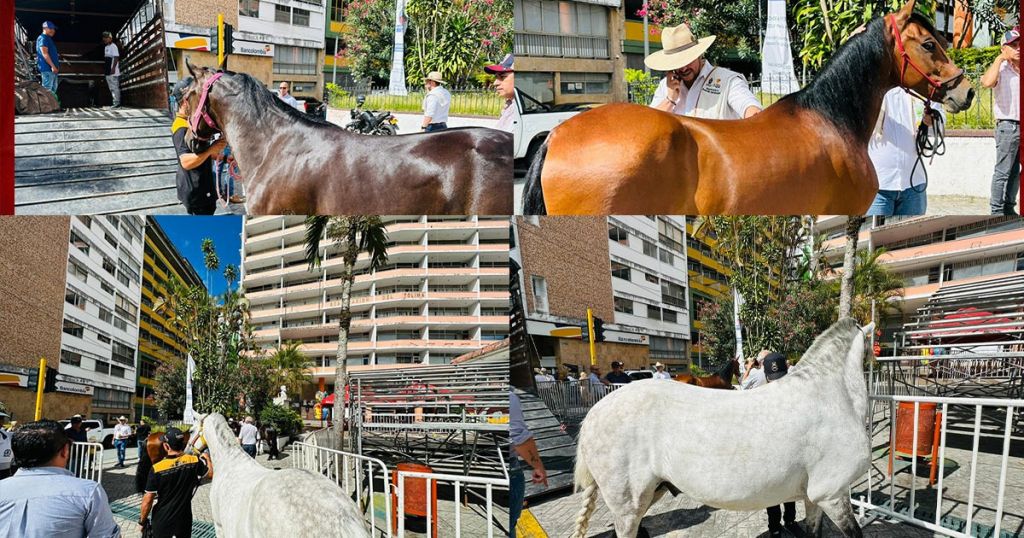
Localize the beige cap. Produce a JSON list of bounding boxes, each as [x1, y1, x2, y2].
[[643, 23, 716, 72]]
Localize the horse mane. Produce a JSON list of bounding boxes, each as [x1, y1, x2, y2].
[[218, 71, 339, 130], [715, 358, 735, 382], [785, 317, 861, 381]]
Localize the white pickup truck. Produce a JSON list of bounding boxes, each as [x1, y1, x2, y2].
[[512, 88, 594, 174], [59, 418, 119, 447]]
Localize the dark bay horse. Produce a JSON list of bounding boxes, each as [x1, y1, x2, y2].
[[135, 431, 191, 492], [181, 60, 512, 215], [522, 0, 975, 215], [675, 358, 740, 389]]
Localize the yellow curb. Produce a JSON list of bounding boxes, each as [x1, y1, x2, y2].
[[516, 508, 549, 538]]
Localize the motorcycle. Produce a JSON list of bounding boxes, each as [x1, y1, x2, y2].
[[345, 95, 398, 135]]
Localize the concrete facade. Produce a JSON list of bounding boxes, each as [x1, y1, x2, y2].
[[241, 216, 510, 393], [0, 217, 81, 423]]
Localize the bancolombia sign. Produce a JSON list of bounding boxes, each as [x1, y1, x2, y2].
[[55, 381, 94, 396], [233, 41, 275, 57]]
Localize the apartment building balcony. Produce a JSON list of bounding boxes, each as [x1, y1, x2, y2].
[[247, 291, 510, 322], [878, 229, 1024, 271], [515, 32, 610, 59]]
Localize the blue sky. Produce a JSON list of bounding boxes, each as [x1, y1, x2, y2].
[[153, 215, 242, 297]]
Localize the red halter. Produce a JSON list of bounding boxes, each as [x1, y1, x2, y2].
[[189, 72, 224, 141], [888, 14, 963, 104]]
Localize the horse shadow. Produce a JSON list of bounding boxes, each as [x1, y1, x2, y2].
[[588, 506, 716, 537]]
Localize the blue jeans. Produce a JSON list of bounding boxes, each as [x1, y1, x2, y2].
[[866, 187, 927, 216], [990, 120, 1020, 215], [138, 441, 146, 461], [509, 462, 525, 535], [424, 122, 448, 132], [242, 444, 257, 458], [114, 439, 127, 465], [40, 71, 59, 95]]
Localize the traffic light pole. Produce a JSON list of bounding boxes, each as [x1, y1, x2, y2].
[[587, 308, 597, 366], [34, 358, 46, 420], [217, 13, 226, 68]]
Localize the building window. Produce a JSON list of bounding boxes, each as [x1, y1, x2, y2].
[[292, 7, 310, 26], [275, 4, 291, 23], [481, 330, 506, 341], [97, 334, 111, 344], [61, 349, 82, 367], [239, 0, 259, 17], [100, 281, 114, 295], [646, 305, 661, 321], [65, 289, 87, 310], [102, 257, 116, 276], [658, 249, 674, 265], [663, 309, 678, 323], [330, 0, 344, 22], [516, 0, 609, 59], [661, 281, 687, 308], [115, 293, 138, 320], [614, 296, 633, 314], [611, 261, 631, 281], [63, 319, 85, 338], [560, 73, 611, 95], [92, 388, 131, 409], [531, 275, 548, 314], [608, 225, 629, 245], [274, 45, 318, 75], [98, 307, 113, 324], [111, 341, 135, 366], [645, 272, 659, 285], [68, 259, 89, 282], [70, 230, 90, 255], [642, 239, 657, 258], [658, 218, 686, 253], [104, 232, 118, 249]]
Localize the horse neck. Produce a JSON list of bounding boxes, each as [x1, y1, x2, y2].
[[716, 360, 735, 383], [202, 417, 255, 472], [793, 20, 897, 143]]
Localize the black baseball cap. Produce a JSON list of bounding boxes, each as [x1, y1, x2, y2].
[[763, 353, 789, 381], [162, 426, 187, 451], [610, 361, 623, 369], [170, 78, 194, 103]]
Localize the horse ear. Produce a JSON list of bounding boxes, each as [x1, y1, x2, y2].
[[185, 56, 200, 79], [860, 322, 876, 336], [893, 0, 917, 28]]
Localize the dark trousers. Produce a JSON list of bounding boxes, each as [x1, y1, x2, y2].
[[424, 122, 448, 132], [242, 444, 257, 458], [991, 120, 1020, 215], [766, 501, 796, 532], [509, 462, 525, 534]]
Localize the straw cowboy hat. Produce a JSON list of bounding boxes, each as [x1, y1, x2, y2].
[[643, 23, 716, 72], [424, 71, 446, 85]]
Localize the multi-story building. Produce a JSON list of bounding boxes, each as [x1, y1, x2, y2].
[[241, 216, 510, 396], [684, 221, 733, 368], [818, 216, 1024, 346], [323, 0, 352, 86], [514, 0, 627, 104], [513, 216, 691, 375], [164, 0, 326, 99], [0, 217, 89, 422], [135, 217, 204, 421], [60, 216, 146, 425], [622, 0, 663, 70]]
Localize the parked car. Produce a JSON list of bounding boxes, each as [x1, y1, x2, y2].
[[625, 370, 655, 381], [58, 418, 109, 446], [512, 88, 595, 174]]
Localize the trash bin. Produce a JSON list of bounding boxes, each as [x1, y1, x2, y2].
[[391, 462, 437, 535], [889, 402, 942, 485]]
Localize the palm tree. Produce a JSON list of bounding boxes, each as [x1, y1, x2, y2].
[[201, 238, 220, 292], [304, 216, 389, 451], [839, 216, 865, 318], [269, 341, 313, 397], [223, 264, 238, 293], [851, 247, 905, 325]]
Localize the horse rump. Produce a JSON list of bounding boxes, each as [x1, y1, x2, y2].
[[135, 445, 152, 493], [521, 136, 549, 215]]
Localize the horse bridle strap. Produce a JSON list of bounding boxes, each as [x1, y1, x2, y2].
[[189, 72, 224, 141], [888, 14, 963, 103]]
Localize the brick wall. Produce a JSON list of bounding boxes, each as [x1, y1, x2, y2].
[[517, 217, 614, 322], [175, 0, 237, 28]]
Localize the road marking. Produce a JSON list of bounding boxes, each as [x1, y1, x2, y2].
[[517, 508, 549, 538]]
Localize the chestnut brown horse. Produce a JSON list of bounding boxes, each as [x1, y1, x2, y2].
[[521, 0, 975, 215], [180, 59, 512, 215], [675, 358, 740, 389], [135, 431, 191, 492]]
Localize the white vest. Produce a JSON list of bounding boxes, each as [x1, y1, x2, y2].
[[689, 66, 745, 120]]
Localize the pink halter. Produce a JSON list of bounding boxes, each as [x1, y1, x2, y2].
[[189, 72, 224, 141]]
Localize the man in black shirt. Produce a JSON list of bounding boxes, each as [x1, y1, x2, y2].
[[605, 361, 632, 384], [140, 426, 213, 538], [169, 79, 223, 215]]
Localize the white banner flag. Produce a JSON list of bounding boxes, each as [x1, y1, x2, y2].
[[733, 288, 745, 372], [388, 0, 408, 96], [183, 354, 196, 425], [761, 0, 801, 95]]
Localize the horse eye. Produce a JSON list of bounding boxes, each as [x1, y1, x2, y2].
[[922, 42, 936, 52]]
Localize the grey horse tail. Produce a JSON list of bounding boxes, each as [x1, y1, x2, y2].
[[521, 136, 549, 215], [572, 453, 598, 538]]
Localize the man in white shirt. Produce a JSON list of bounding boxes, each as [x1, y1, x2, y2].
[[647, 23, 761, 120], [653, 362, 672, 379], [102, 32, 120, 108], [485, 54, 516, 133], [740, 351, 768, 390], [981, 26, 1020, 216], [422, 71, 451, 132], [112, 416, 132, 468], [238, 417, 259, 458], [276, 82, 304, 112], [866, 88, 944, 216]]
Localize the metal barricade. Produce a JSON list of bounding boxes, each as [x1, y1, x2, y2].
[[394, 468, 510, 538], [534, 380, 623, 426], [67, 442, 104, 483], [291, 441, 392, 537], [852, 395, 1023, 537]]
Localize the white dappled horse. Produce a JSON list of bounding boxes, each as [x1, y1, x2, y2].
[[572, 318, 874, 538], [188, 413, 369, 537]]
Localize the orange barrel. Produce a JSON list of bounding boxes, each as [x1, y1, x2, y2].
[[391, 463, 437, 535], [894, 402, 937, 456]]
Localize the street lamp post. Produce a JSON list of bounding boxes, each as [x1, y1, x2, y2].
[[643, 2, 650, 74]]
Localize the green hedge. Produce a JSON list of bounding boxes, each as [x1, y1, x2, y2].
[[949, 46, 1000, 70], [259, 403, 303, 437]]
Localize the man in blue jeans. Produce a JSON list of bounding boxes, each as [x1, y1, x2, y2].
[[509, 390, 547, 535], [36, 21, 60, 96], [112, 416, 132, 468]]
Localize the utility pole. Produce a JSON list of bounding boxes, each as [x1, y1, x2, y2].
[[587, 308, 597, 365]]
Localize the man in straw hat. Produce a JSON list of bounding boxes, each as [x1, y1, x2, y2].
[[647, 23, 761, 120], [421, 70, 452, 132], [653, 362, 672, 379], [113, 416, 132, 468]]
